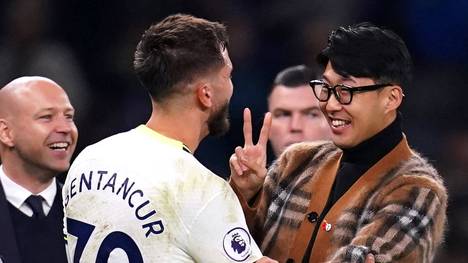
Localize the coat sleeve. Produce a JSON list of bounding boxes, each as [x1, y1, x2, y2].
[[328, 177, 447, 263]]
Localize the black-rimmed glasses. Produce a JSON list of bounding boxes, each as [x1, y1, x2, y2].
[[309, 80, 392, 105]]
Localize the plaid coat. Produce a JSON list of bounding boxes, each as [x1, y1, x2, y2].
[[231, 138, 447, 263]]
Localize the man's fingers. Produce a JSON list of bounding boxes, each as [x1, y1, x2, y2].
[[235, 146, 248, 171], [235, 147, 266, 176], [229, 153, 244, 176], [243, 108, 253, 146], [257, 112, 272, 147]]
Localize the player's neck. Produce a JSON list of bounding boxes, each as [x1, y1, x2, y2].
[[146, 105, 206, 153]]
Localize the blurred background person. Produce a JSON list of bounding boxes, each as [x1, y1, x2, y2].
[[267, 65, 331, 158]]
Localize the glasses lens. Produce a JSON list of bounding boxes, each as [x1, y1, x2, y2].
[[313, 83, 329, 101], [335, 86, 351, 104]]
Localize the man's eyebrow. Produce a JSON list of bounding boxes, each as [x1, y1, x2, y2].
[[272, 107, 291, 112], [303, 106, 321, 111]]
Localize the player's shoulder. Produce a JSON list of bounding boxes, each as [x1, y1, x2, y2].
[[68, 129, 137, 173], [76, 126, 165, 160], [178, 154, 229, 190]]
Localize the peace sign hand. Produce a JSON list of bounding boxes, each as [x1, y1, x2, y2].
[[229, 108, 272, 201]]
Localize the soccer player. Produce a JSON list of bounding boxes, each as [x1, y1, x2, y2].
[[63, 14, 275, 263], [230, 23, 447, 263]]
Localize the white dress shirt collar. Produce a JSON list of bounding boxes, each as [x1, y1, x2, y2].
[[0, 165, 57, 216]]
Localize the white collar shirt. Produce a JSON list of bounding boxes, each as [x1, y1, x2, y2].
[[0, 165, 56, 217]]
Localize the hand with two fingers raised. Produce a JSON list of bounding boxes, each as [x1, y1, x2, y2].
[[229, 108, 272, 201]]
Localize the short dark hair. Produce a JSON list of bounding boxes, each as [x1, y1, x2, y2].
[[269, 65, 317, 96], [133, 14, 229, 102], [317, 22, 412, 89]]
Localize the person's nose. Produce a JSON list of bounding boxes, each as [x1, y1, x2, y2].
[[290, 113, 303, 132], [54, 117, 74, 134], [325, 92, 343, 113]]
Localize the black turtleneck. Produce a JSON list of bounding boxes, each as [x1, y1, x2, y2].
[[301, 114, 403, 263], [330, 114, 403, 206]]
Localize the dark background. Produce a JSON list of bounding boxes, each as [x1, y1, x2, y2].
[[0, 0, 467, 261]]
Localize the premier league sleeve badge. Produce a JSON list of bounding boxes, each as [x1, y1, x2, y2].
[[223, 227, 252, 262]]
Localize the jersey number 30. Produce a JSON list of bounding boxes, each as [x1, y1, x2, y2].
[[67, 218, 143, 263]]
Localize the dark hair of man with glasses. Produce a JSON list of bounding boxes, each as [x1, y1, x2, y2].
[[229, 22, 447, 263]]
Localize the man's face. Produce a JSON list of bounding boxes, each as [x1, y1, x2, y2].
[[268, 85, 331, 156], [8, 80, 78, 175], [208, 48, 233, 137], [320, 62, 389, 148]]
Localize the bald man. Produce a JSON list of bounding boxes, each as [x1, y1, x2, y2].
[[0, 76, 77, 263]]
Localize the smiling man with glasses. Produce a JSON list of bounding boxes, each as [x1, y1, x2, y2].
[[229, 22, 447, 263]]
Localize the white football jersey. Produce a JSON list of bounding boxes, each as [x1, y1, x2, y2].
[[63, 125, 262, 262]]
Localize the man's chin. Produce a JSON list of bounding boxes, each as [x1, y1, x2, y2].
[[47, 161, 71, 174], [332, 138, 355, 149]]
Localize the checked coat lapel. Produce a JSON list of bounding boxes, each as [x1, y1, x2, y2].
[[289, 138, 412, 262]]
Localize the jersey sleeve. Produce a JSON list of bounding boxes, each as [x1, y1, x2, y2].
[[185, 182, 263, 263]]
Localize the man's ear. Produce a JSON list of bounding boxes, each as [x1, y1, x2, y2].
[[384, 85, 404, 113], [196, 83, 213, 109], [0, 119, 14, 147]]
